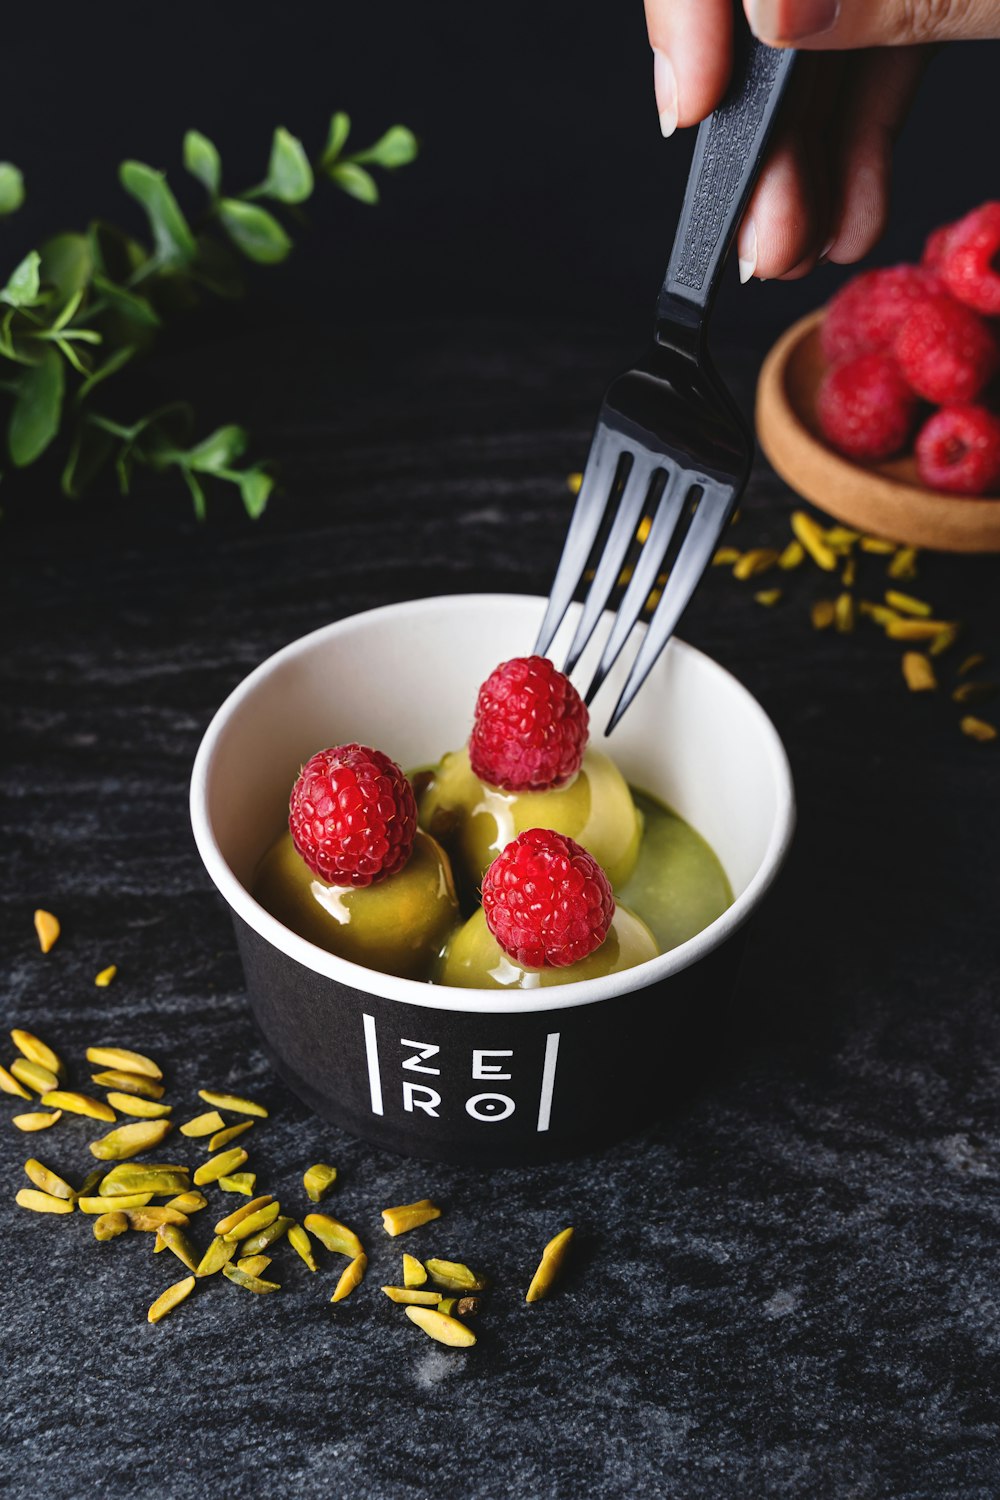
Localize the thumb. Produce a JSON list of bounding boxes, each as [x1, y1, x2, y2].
[[745, 0, 1000, 47]]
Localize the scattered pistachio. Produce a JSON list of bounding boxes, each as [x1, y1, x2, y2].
[[929, 627, 959, 657], [105, 1092, 171, 1120], [124, 1207, 189, 1232], [33, 910, 60, 954], [193, 1147, 248, 1187], [99, 1166, 189, 1196], [197, 1089, 268, 1118], [833, 593, 854, 634], [526, 1226, 575, 1303], [156, 1223, 199, 1272], [885, 618, 955, 641], [93, 1211, 128, 1241], [219, 1173, 256, 1195], [953, 681, 997, 704], [85, 1046, 162, 1080], [12, 1111, 61, 1132], [425, 1258, 488, 1293], [404, 1305, 476, 1347], [164, 1191, 207, 1215], [824, 526, 860, 550], [12, 1060, 60, 1096], [902, 653, 937, 693], [959, 653, 987, 676], [437, 1297, 457, 1316], [791, 511, 837, 571], [287, 1223, 318, 1272], [24, 1158, 76, 1200], [77, 1169, 103, 1196], [403, 1254, 427, 1289], [754, 588, 782, 607], [711, 546, 741, 567], [456, 1297, 481, 1318], [78, 1192, 153, 1213], [89, 1119, 173, 1161], [148, 1275, 196, 1324], [207, 1120, 253, 1152], [380, 1200, 441, 1237], [15, 1187, 74, 1214], [566, 471, 582, 494], [223, 1264, 280, 1293], [90, 1070, 165, 1100], [94, 966, 117, 987], [777, 539, 805, 570], [0, 1064, 31, 1100], [303, 1163, 337, 1203], [196, 1236, 237, 1278], [180, 1111, 226, 1137], [239, 1217, 293, 1256], [860, 535, 896, 554], [331, 1253, 367, 1303], [886, 590, 932, 618], [960, 715, 997, 743], [39, 1089, 115, 1121], [305, 1213, 365, 1258], [237, 1255, 272, 1279], [887, 546, 918, 579], [858, 601, 901, 627], [733, 547, 780, 580], [222, 1201, 280, 1242], [810, 599, 835, 631], [841, 558, 856, 589], [381, 1286, 441, 1305], [10, 1029, 63, 1077], [215, 1196, 274, 1236]]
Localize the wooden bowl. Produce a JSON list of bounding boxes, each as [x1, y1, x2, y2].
[[755, 308, 1000, 552]]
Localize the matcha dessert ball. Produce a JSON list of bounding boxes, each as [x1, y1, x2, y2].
[[438, 903, 659, 990]]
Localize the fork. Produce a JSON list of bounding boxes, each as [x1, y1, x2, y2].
[[535, 24, 795, 733]]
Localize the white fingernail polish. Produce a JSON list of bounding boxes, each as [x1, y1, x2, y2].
[[738, 220, 757, 284], [653, 50, 678, 138], [818, 238, 836, 262]]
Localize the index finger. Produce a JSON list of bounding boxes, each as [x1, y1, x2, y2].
[[644, 0, 735, 135]]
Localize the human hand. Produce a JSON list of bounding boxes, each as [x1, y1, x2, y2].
[[643, 0, 1000, 281]]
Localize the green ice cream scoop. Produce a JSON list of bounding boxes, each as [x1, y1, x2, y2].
[[437, 904, 658, 990]]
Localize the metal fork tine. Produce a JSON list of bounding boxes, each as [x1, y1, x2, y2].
[[604, 481, 736, 733], [533, 427, 619, 659], [583, 465, 689, 707], [563, 453, 657, 676]]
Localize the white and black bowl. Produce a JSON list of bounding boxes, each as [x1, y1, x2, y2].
[[190, 594, 794, 1165]]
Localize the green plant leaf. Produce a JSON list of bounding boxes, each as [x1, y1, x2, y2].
[[40, 233, 93, 298], [322, 112, 351, 165], [191, 234, 245, 300], [91, 273, 161, 328], [262, 127, 314, 204], [1, 251, 42, 308], [217, 199, 292, 264], [328, 163, 379, 205], [239, 468, 273, 519], [183, 130, 222, 197], [183, 467, 207, 520], [350, 125, 418, 169], [119, 161, 197, 263], [185, 424, 249, 473], [61, 418, 115, 497], [76, 344, 136, 401], [89, 220, 148, 282], [0, 163, 25, 216], [8, 348, 64, 466]]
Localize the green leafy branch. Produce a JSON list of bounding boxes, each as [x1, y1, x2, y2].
[[0, 116, 417, 518]]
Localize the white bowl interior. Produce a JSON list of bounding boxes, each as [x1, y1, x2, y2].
[[192, 594, 794, 1010]]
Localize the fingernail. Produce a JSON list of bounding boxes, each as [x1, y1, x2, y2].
[[653, 49, 678, 138], [738, 220, 757, 284], [748, 0, 839, 41], [818, 237, 836, 264]]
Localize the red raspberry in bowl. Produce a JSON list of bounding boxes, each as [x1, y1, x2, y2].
[[820, 265, 942, 365], [481, 828, 614, 969], [817, 353, 919, 461], [289, 744, 417, 887], [469, 655, 588, 791], [939, 202, 1000, 316], [922, 222, 956, 275], [915, 405, 1000, 496], [893, 294, 999, 405]]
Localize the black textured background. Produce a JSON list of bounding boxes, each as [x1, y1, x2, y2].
[[2, 5, 1000, 1496]]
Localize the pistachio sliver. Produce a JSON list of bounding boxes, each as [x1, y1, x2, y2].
[[404, 1305, 476, 1347], [156, 1223, 199, 1272], [91, 1070, 165, 1101], [239, 1217, 293, 1257], [78, 1192, 153, 1213], [41, 1089, 116, 1122], [222, 1200, 280, 1242], [437, 1297, 457, 1316], [902, 652, 937, 693], [148, 1275, 196, 1324], [15, 1187, 74, 1214], [287, 1222, 318, 1272], [12, 1110, 61, 1132], [331, 1253, 367, 1303], [207, 1120, 253, 1152], [89, 1119, 173, 1161], [961, 715, 997, 743], [237, 1254, 272, 1278], [85, 1046, 162, 1080], [12, 1060, 59, 1096], [164, 1191, 207, 1215], [33, 909, 60, 953], [179, 1111, 226, 1138], [93, 1211, 128, 1241], [380, 1199, 441, 1237], [24, 1158, 76, 1200], [124, 1207, 189, 1232], [526, 1226, 575, 1303], [402, 1253, 427, 1288], [197, 1089, 268, 1118], [218, 1173, 256, 1195], [381, 1286, 441, 1305], [105, 1092, 171, 1120], [94, 965, 117, 987], [10, 1029, 63, 1077], [304, 1213, 364, 1258], [303, 1162, 337, 1203], [0, 1064, 31, 1100], [215, 1195, 274, 1236], [425, 1258, 488, 1293], [791, 511, 837, 571], [193, 1146, 248, 1187], [98, 1165, 189, 1196], [223, 1263, 280, 1293], [196, 1236, 237, 1278]]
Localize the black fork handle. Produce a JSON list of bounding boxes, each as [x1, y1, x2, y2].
[[657, 24, 795, 331]]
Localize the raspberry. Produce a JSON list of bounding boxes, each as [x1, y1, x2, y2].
[[481, 828, 614, 969], [820, 265, 942, 365], [816, 354, 918, 461], [469, 656, 588, 792], [915, 405, 1000, 496], [940, 201, 1000, 316], [893, 294, 999, 404], [289, 743, 417, 887], [922, 222, 955, 274]]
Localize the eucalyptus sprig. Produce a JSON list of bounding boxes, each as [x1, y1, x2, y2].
[[0, 116, 417, 518]]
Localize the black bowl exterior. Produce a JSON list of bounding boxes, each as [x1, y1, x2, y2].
[[233, 915, 745, 1165]]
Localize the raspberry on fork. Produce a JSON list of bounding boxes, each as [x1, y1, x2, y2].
[[469, 656, 588, 791], [915, 405, 1000, 496], [893, 294, 999, 406], [940, 202, 1000, 316], [481, 828, 614, 969], [289, 744, 417, 887], [816, 354, 918, 461]]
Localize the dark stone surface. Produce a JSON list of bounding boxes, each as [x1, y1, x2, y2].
[[2, 317, 999, 1499]]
